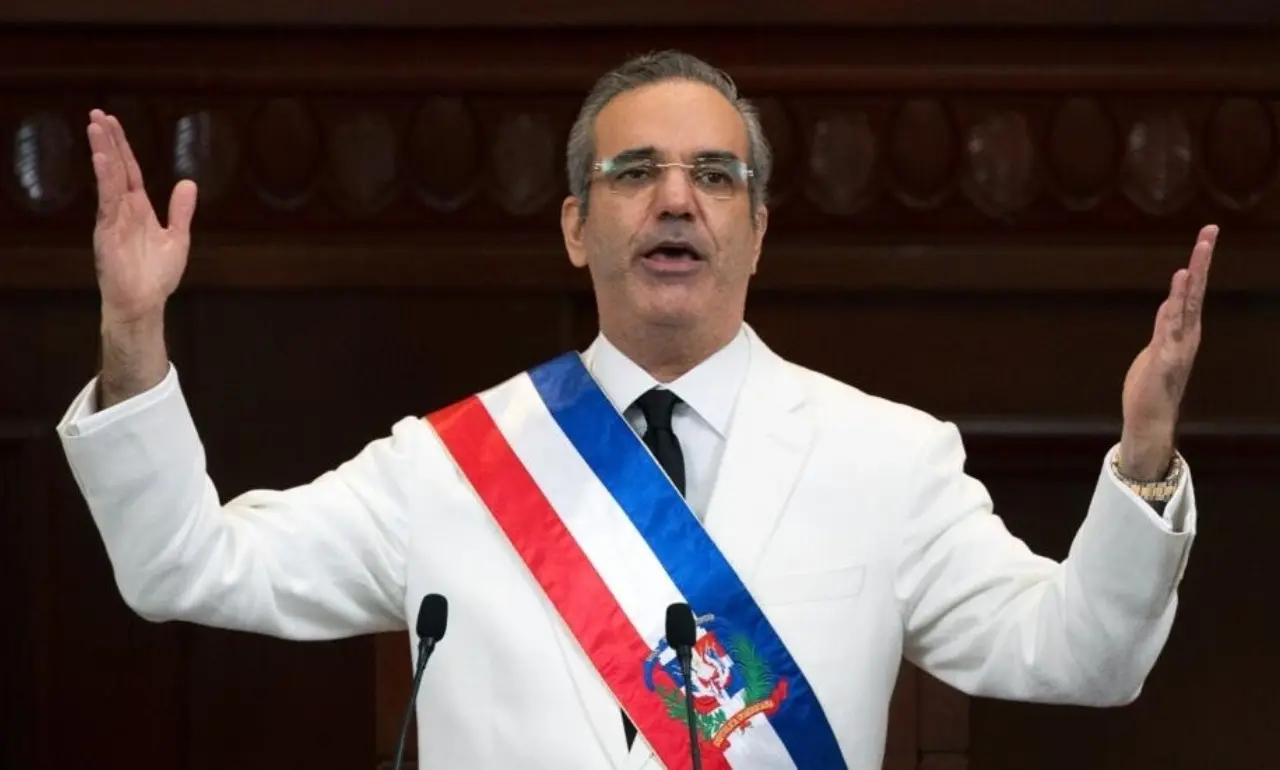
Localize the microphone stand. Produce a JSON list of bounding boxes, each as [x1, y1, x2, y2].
[[676, 644, 702, 770], [392, 635, 438, 770]]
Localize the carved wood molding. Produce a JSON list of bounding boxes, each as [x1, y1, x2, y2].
[[0, 0, 1274, 28], [2, 28, 1277, 291]]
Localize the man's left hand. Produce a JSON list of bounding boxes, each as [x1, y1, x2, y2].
[[1119, 224, 1217, 480]]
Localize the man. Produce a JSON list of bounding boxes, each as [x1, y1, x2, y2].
[[58, 50, 1213, 769]]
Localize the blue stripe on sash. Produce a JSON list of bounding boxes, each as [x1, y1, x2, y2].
[[528, 352, 846, 769]]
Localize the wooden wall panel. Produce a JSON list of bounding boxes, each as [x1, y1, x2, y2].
[[0, 429, 191, 770], [2, 21, 1277, 770], [0, 426, 48, 770], [0, 294, 192, 770], [968, 474, 1279, 770], [744, 292, 1278, 423]]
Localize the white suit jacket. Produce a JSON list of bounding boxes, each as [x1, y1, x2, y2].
[[56, 324, 1196, 769]]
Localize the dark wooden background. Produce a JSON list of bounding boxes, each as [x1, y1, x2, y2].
[[2, 4, 1278, 769]]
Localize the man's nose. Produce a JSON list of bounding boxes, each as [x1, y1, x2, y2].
[[651, 165, 696, 218]]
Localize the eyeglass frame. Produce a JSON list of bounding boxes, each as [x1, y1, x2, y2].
[[589, 149, 755, 201]]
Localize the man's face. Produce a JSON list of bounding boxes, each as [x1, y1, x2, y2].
[[561, 79, 767, 333]]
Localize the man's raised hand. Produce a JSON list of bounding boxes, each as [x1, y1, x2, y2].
[[1118, 224, 1217, 480], [88, 109, 198, 327], [88, 109, 198, 406]]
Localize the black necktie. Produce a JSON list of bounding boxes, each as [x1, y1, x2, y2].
[[623, 388, 687, 749], [635, 388, 686, 495]]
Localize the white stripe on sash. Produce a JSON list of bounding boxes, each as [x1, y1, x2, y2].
[[480, 374, 686, 648]]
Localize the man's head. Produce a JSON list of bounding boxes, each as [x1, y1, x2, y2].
[[560, 51, 771, 367]]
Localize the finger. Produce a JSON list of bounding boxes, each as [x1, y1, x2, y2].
[[105, 115, 146, 192], [1183, 224, 1217, 325], [1154, 269, 1189, 344], [87, 111, 120, 176], [87, 112, 126, 217], [167, 179, 199, 235]]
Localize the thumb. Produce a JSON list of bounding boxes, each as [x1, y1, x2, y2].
[[167, 179, 199, 235]]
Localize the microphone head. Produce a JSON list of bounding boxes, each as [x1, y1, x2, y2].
[[416, 593, 448, 642], [665, 602, 697, 648]]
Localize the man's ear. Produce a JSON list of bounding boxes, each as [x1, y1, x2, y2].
[[561, 195, 588, 268], [750, 205, 768, 274]]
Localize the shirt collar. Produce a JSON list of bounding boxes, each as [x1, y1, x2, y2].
[[584, 326, 750, 438]]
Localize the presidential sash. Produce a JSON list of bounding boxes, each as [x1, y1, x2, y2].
[[426, 352, 845, 769]]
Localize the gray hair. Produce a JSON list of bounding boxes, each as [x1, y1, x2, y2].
[[565, 50, 772, 218]]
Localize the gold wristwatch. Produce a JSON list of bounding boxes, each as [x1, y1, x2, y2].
[[1111, 451, 1184, 503]]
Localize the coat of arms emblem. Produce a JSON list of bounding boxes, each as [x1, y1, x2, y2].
[[643, 612, 791, 750]]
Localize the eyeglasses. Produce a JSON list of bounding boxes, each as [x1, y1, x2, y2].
[[592, 155, 753, 201]]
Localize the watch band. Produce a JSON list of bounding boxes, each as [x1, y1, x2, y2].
[[1111, 451, 1184, 503]]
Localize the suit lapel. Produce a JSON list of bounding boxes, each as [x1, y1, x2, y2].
[[701, 327, 813, 589]]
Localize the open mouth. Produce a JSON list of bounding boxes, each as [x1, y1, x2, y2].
[[641, 242, 704, 263]]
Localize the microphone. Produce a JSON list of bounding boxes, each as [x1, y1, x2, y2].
[[666, 602, 702, 770], [392, 593, 449, 770]]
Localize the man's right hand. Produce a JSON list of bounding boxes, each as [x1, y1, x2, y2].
[[90, 108, 197, 325], [88, 109, 199, 407]]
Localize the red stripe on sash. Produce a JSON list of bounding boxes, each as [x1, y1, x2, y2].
[[428, 395, 720, 769]]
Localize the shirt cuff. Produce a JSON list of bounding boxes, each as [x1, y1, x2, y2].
[[57, 363, 179, 439], [1104, 443, 1195, 534]]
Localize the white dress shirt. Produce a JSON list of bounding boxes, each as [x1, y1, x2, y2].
[[584, 326, 750, 522]]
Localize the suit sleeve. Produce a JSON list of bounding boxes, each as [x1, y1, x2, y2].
[[57, 365, 414, 640], [894, 420, 1195, 706]]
